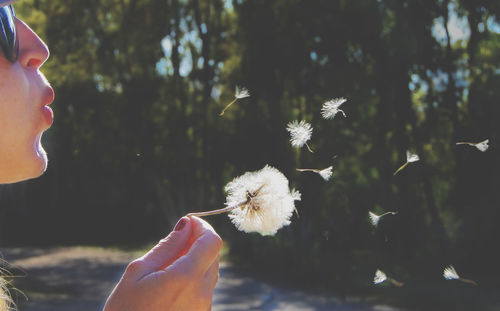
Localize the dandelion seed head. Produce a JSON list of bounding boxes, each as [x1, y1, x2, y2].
[[443, 265, 459, 280], [225, 165, 301, 235], [374, 269, 387, 284], [406, 151, 420, 163], [321, 98, 347, 119], [319, 166, 333, 181], [475, 139, 489, 152], [286, 120, 313, 148], [368, 211, 381, 227], [235, 86, 250, 99]]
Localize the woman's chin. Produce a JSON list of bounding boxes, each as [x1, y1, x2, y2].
[[19, 134, 49, 181], [23, 134, 50, 180], [34, 152, 48, 177], [34, 137, 49, 174], [0, 157, 47, 184], [18, 149, 48, 182], [0, 137, 48, 184]]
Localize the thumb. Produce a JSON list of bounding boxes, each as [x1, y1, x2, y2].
[[138, 217, 193, 273], [165, 216, 222, 275]]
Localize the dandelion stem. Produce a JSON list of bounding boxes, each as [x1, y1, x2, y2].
[[305, 142, 314, 153], [187, 205, 240, 217], [219, 98, 238, 116], [459, 278, 478, 286], [380, 211, 397, 217], [456, 142, 474, 145], [388, 278, 404, 287], [393, 162, 409, 176], [340, 109, 346, 118], [296, 168, 319, 173]]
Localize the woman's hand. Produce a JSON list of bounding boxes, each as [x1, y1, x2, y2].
[[103, 216, 222, 311]]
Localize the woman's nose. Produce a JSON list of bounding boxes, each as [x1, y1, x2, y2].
[[15, 18, 49, 69]]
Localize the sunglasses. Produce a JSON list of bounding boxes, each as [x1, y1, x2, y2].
[[0, 4, 18, 62]]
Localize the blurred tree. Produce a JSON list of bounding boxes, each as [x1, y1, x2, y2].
[[0, 0, 498, 297]]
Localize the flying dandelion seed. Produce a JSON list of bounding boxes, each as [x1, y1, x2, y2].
[[368, 212, 380, 227], [235, 86, 250, 99], [219, 86, 250, 116], [187, 165, 301, 236], [321, 98, 347, 119], [368, 211, 397, 227], [443, 265, 459, 280], [318, 167, 333, 180], [287, 120, 314, 153], [374, 269, 404, 287], [456, 139, 489, 152], [296, 166, 333, 181], [393, 150, 420, 176], [474, 139, 489, 152], [406, 151, 420, 163], [374, 270, 387, 284], [443, 265, 478, 285]]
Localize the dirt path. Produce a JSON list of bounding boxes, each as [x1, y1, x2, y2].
[[0, 247, 405, 311]]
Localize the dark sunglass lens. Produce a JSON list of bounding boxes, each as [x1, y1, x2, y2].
[[0, 5, 18, 62]]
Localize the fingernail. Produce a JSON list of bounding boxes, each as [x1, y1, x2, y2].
[[174, 217, 188, 231]]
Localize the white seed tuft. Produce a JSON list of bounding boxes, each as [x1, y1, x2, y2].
[[374, 269, 387, 284], [368, 211, 381, 227], [321, 98, 347, 119], [235, 86, 250, 99], [406, 150, 420, 163], [474, 139, 489, 152], [443, 265, 460, 280], [286, 120, 313, 150]]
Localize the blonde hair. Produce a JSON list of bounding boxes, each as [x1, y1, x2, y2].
[[0, 277, 13, 311], [0, 264, 16, 311]]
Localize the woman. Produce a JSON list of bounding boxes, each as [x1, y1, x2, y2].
[[0, 0, 222, 310]]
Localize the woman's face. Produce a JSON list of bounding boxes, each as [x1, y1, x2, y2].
[[0, 16, 53, 184]]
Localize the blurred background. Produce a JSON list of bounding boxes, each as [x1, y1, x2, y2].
[[1, 0, 499, 310]]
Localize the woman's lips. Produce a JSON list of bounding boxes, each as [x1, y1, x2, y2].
[[43, 86, 55, 106], [41, 105, 54, 126], [41, 86, 55, 126]]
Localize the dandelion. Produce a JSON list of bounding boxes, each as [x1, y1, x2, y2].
[[187, 165, 301, 236], [321, 98, 347, 119], [368, 211, 397, 227], [287, 120, 314, 153], [374, 269, 404, 287], [443, 265, 478, 286], [296, 166, 333, 181], [456, 139, 489, 152], [219, 86, 250, 116], [393, 150, 420, 176]]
